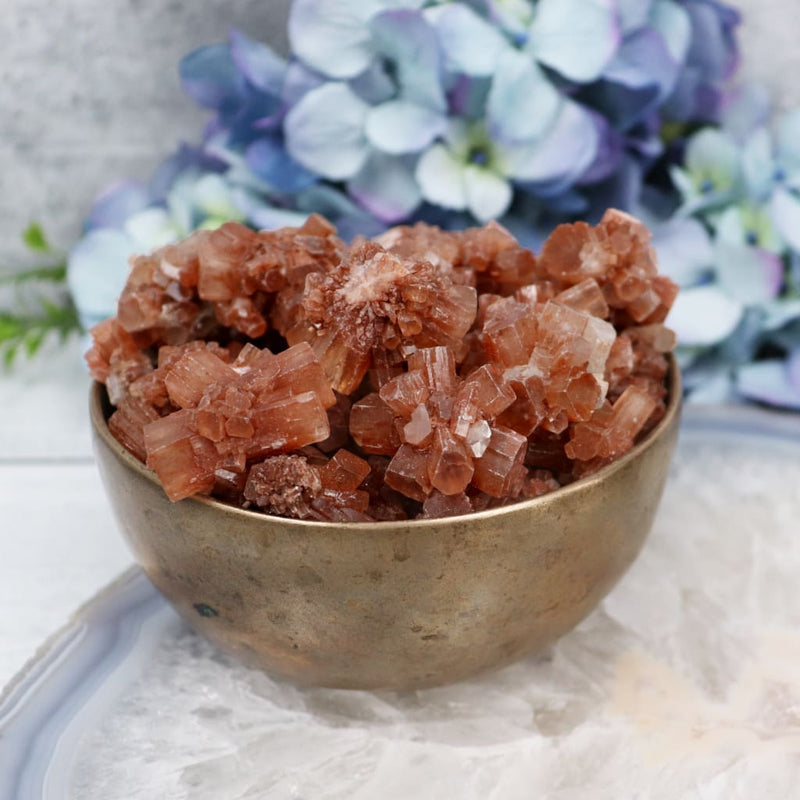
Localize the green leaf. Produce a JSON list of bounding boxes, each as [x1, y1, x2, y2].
[[0, 261, 67, 286], [22, 222, 51, 253], [3, 344, 17, 368], [0, 298, 81, 370], [0, 222, 79, 368], [0, 315, 24, 339], [24, 328, 46, 357]]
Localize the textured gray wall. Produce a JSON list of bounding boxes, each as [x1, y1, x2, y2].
[[0, 0, 291, 265], [0, 0, 795, 266]]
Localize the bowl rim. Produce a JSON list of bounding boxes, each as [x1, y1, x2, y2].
[[90, 354, 681, 529]]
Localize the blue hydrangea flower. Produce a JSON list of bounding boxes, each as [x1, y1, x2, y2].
[[285, 6, 454, 222], [180, 30, 318, 195], [284, 0, 623, 221], [670, 127, 743, 213], [482, 0, 620, 83], [284, 5, 452, 221], [657, 97, 800, 408], [585, 0, 692, 130], [663, 0, 741, 123], [413, 96, 599, 222]]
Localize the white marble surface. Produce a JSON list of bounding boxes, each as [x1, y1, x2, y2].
[[0, 0, 797, 266], [0, 339, 133, 689]]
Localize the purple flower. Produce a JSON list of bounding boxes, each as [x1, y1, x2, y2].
[[663, 0, 741, 123], [180, 30, 317, 194]]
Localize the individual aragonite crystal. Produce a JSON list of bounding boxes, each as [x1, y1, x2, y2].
[[471, 425, 528, 498], [538, 209, 678, 326], [284, 241, 477, 395], [565, 384, 658, 473], [483, 295, 616, 436], [142, 342, 335, 501], [376, 347, 517, 499], [348, 393, 401, 455]]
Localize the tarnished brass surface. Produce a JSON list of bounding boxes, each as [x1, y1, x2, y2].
[[90, 359, 681, 690]]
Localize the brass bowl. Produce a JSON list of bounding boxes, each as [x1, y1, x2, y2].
[[90, 359, 681, 690]]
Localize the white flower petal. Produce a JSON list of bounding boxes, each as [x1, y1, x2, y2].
[[370, 8, 446, 111], [713, 206, 746, 245], [776, 108, 800, 175], [685, 129, 742, 188], [415, 144, 467, 210], [426, 4, 509, 76], [770, 187, 800, 252], [347, 152, 422, 222], [488, 50, 561, 143], [365, 100, 446, 154], [288, 0, 379, 79], [498, 99, 597, 183], [713, 241, 783, 304], [285, 83, 370, 180], [737, 360, 800, 410], [67, 229, 135, 326], [742, 129, 775, 201], [166, 172, 201, 234], [442, 117, 472, 156], [191, 174, 243, 222], [616, 0, 654, 32], [667, 285, 743, 347], [651, 217, 713, 286], [124, 208, 181, 250], [528, 0, 619, 83], [463, 166, 512, 222], [649, 0, 691, 65]]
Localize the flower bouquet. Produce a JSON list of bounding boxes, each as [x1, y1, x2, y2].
[[4, 0, 800, 408]]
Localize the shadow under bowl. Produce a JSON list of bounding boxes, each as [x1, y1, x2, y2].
[[90, 359, 681, 690]]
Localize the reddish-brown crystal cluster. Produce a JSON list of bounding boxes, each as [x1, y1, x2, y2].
[[89, 208, 677, 521]]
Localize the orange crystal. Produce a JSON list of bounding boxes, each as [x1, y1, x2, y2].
[[286, 241, 477, 394], [377, 346, 516, 498], [565, 385, 658, 464]]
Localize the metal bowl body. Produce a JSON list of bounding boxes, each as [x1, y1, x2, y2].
[[90, 362, 680, 690]]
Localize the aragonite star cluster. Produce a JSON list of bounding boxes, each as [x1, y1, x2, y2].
[[88, 209, 677, 520]]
